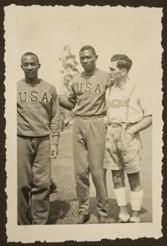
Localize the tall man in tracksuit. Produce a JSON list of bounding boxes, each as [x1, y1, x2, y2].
[[17, 52, 61, 224], [59, 45, 113, 223]]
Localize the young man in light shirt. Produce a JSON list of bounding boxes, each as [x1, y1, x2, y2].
[[104, 54, 152, 223]]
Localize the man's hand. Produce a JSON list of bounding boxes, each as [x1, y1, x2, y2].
[[59, 95, 75, 110], [50, 144, 58, 159], [123, 130, 134, 144]]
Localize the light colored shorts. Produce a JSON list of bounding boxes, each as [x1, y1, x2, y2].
[[104, 125, 142, 174]]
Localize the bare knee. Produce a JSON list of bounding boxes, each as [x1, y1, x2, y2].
[[127, 172, 141, 191], [112, 170, 125, 189]]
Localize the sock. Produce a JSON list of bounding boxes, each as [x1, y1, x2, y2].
[[130, 189, 143, 211], [114, 187, 127, 206]]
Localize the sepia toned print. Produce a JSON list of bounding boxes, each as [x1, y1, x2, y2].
[[5, 5, 162, 242]]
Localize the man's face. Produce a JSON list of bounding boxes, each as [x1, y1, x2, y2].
[[79, 49, 97, 73], [21, 55, 40, 80], [109, 61, 124, 83]]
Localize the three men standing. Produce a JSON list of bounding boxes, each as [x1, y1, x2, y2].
[[17, 49, 151, 225]]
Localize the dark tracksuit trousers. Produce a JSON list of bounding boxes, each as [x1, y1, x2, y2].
[[17, 135, 51, 225], [73, 116, 108, 216]]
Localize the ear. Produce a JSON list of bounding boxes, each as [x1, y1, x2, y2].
[[38, 63, 41, 69], [121, 68, 127, 75], [95, 55, 98, 60]]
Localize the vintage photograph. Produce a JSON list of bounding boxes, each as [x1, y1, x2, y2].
[[4, 5, 162, 242]]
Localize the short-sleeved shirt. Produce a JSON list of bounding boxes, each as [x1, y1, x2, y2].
[[66, 69, 110, 117], [106, 80, 152, 124]]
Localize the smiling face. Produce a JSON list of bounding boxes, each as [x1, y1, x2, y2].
[[79, 49, 97, 73], [21, 54, 40, 81]]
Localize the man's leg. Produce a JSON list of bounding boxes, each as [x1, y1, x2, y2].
[[31, 137, 51, 224], [121, 130, 143, 222], [87, 118, 112, 223], [17, 136, 33, 225], [73, 119, 90, 223], [112, 169, 130, 222], [127, 172, 143, 222]]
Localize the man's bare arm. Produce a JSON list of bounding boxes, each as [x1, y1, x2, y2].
[[126, 115, 152, 135]]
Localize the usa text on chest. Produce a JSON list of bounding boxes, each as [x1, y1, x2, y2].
[[74, 82, 104, 94], [18, 90, 52, 103]]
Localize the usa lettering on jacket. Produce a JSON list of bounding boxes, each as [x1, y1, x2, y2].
[[73, 82, 103, 94], [18, 90, 52, 103]]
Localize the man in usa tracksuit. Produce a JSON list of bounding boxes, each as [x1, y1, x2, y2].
[[60, 45, 114, 223], [17, 52, 61, 224]]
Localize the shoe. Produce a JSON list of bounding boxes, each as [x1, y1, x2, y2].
[[130, 216, 140, 223], [98, 215, 115, 223], [50, 182, 57, 193], [118, 213, 130, 223], [77, 211, 90, 224]]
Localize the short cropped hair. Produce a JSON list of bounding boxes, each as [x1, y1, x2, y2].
[[21, 52, 40, 64], [79, 45, 97, 57], [111, 54, 132, 72]]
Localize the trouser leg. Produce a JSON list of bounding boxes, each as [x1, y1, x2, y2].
[[31, 137, 51, 224], [73, 120, 89, 212], [87, 118, 108, 216], [17, 136, 32, 225]]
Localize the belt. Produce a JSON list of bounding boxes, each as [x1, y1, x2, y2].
[[17, 135, 49, 139], [74, 115, 105, 120], [107, 122, 123, 128]]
